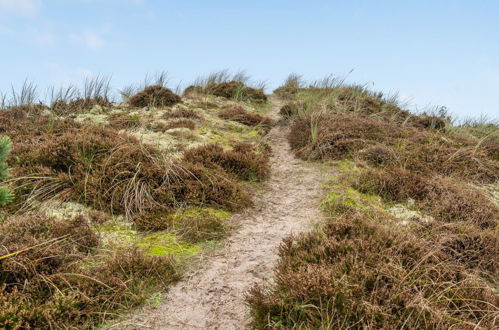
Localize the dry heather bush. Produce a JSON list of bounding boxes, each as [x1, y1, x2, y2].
[[163, 108, 200, 119], [52, 97, 112, 114], [0, 213, 179, 328], [289, 112, 498, 182], [247, 214, 498, 329], [182, 85, 204, 97], [354, 167, 498, 228], [289, 113, 404, 160], [409, 114, 447, 130], [183, 143, 270, 182], [0, 112, 251, 215], [219, 106, 273, 130], [149, 119, 196, 132], [206, 81, 267, 103], [355, 144, 398, 166], [273, 74, 303, 99], [128, 85, 181, 108], [107, 112, 142, 130]]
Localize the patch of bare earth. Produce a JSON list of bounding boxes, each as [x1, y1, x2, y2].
[[114, 96, 326, 329]]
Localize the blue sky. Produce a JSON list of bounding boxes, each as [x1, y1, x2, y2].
[[0, 0, 498, 119]]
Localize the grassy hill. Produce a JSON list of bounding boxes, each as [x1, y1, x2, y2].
[[248, 75, 498, 329], [1, 72, 497, 329], [0, 74, 271, 328]]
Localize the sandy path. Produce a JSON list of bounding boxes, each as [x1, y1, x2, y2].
[[119, 96, 325, 329]]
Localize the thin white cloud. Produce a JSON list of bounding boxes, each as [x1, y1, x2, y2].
[[70, 31, 106, 50], [0, 0, 41, 16]]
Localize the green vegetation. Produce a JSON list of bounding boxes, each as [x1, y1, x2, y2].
[[247, 75, 498, 329]]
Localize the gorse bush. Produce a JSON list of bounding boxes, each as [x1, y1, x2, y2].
[[0, 136, 12, 206]]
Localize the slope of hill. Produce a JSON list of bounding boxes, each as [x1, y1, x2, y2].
[[1, 74, 498, 329]]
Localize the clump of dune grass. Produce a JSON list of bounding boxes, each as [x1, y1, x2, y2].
[[50, 75, 113, 114]]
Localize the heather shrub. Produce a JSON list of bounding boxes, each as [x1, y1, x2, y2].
[[52, 97, 112, 114], [218, 106, 273, 130], [1, 113, 251, 216], [206, 81, 267, 103], [128, 85, 181, 108], [0, 213, 179, 328], [248, 214, 498, 329], [183, 143, 271, 182], [163, 108, 200, 119], [354, 167, 498, 227], [107, 112, 142, 130], [150, 119, 196, 132]]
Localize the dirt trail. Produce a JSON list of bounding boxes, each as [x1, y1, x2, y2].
[[121, 96, 325, 329]]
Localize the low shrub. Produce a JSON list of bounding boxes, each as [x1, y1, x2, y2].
[[409, 114, 447, 130], [206, 81, 267, 103], [1, 113, 250, 216], [355, 144, 397, 166], [107, 112, 142, 130], [52, 97, 112, 114], [128, 85, 181, 108], [163, 108, 200, 119], [151, 119, 196, 131], [0, 136, 12, 206], [354, 167, 498, 227], [288, 112, 498, 182], [183, 143, 271, 182], [0, 213, 179, 328], [247, 214, 498, 329], [279, 101, 307, 120], [218, 106, 273, 130]]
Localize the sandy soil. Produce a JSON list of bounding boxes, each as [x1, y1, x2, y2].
[[115, 96, 326, 329]]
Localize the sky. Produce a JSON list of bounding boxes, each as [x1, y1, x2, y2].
[[0, 0, 498, 119]]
